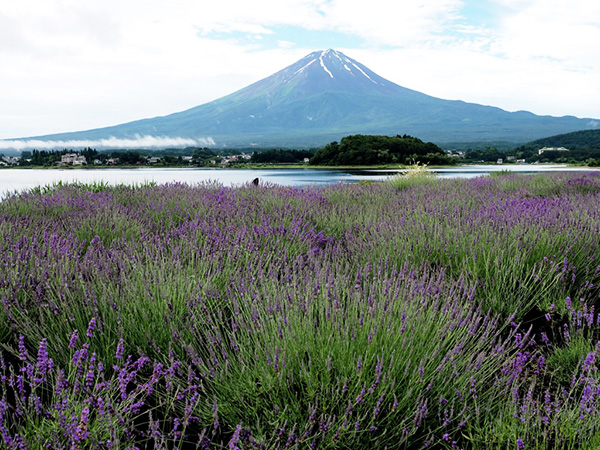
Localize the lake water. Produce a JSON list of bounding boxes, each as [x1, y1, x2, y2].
[[1, 165, 599, 199]]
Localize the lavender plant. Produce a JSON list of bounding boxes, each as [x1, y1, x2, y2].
[[1, 173, 600, 449]]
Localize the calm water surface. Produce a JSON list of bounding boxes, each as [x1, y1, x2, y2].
[[1, 165, 599, 199]]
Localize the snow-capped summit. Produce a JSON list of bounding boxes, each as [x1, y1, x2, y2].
[[26, 49, 597, 147], [234, 49, 415, 102], [275, 49, 384, 87]]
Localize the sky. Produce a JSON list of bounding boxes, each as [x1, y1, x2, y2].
[[1, 0, 599, 147]]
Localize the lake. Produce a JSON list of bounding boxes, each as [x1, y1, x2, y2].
[[1, 165, 599, 199]]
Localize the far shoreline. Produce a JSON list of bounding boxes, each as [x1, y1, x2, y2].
[[1, 162, 596, 171]]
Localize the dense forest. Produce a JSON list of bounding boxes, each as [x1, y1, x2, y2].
[[250, 149, 315, 164], [310, 134, 454, 166], [522, 128, 600, 149], [464, 129, 600, 165]]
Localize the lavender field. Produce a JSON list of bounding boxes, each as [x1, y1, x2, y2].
[[1, 173, 600, 449]]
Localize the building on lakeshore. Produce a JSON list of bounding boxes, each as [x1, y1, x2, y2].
[[2, 156, 20, 165], [538, 147, 569, 155], [60, 153, 87, 165]]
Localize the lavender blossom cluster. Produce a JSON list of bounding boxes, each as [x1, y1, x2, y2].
[[1, 173, 600, 449]]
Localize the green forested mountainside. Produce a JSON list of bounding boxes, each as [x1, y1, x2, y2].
[[461, 129, 600, 164], [520, 129, 600, 150]]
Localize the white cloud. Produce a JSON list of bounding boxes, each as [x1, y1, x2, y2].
[[322, 0, 465, 46], [0, 136, 216, 150]]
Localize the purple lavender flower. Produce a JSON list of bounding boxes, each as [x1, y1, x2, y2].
[[68, 329, 79, 349], [86, 317, 96, 338], [18, 334, 27, 361], [228, 423, 242, 450], [583, 352, 597, 373], [212, 401, 219, 432], [35, 338, 53, 382], [115, 338, 124, 360], [74, 406, 90, 442], [355, 388, 366, 404]]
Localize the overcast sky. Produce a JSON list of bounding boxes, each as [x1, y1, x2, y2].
[[1, 0, 599, 143]]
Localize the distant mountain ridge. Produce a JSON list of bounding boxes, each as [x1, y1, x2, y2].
[[19, 49, 600, 148]]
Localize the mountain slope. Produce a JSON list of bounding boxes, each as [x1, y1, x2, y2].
[[26, 49, 600, 147], [521, 129, 600, 149]]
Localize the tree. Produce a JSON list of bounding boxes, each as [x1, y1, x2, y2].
[[310, 134, 451, 166], [80, 147, 98, 164], [250, 149, 315, 164], [192, 148, 217, 166]]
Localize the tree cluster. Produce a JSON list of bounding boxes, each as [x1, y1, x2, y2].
[[309, 134, 452, 166], [250, 149, 315, 164], [463, 147, 505, 163], [191, 148, 218, 166], [464, 145, 600, 165], [22, 149, 99, 166], [525, 129, 600, 150]]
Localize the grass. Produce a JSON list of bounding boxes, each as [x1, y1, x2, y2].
[[387, 162, 437, 190], [1, 173, 600, 448]]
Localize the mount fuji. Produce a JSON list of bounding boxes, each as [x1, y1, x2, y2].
[[23, 49, 599, 147]]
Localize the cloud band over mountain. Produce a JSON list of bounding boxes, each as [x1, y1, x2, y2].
[[0, 135, 216, 150]]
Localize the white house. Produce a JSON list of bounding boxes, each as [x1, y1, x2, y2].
[[2, 156, 20, 165], [538, 147, 569, 155], [61, 153, 87, 165]]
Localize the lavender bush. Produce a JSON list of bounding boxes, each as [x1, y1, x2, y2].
[[1, 172, 600, 449]]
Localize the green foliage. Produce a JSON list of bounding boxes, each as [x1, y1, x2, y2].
[[191, 147, 217, 165], [464, 146, 504, 162], [310, 134, 452, 166], [250, 149, 315, 164], [524, 129, 600, 150], [588, 158, 600, 167], [110, 150, 141, 165], [506, 129, 600, 164], [387, 163, 437, 190], [546, 333, 595, 386], [28, 150, 63, 166]]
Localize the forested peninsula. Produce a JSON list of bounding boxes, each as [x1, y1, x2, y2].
[[309, 134, 454, 166]]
